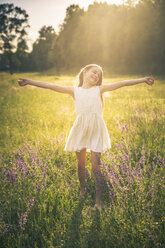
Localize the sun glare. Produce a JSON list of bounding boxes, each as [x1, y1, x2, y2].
[[80, 0, 124, 10], [99, 0, 125, 5], [78, 0, 139, 12]]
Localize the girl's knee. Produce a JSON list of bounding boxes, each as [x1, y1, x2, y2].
[[76, 148, 86, 166], [91, 151, 101, 164]]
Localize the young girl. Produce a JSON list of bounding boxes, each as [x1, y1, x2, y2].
[[18, 64, 154, 210]]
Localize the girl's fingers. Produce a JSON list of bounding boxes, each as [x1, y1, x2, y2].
[[148, 78, 154, 85], [18, 79, 23, 85], [18, 79, 27, 86]]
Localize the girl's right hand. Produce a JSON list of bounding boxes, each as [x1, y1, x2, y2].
[[144, 77, 154, 86], [18, 78, 28, 86]]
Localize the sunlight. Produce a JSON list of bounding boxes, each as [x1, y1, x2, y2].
[[81, 0, 139, 10], [81, 0, 128, 9], [96, 0, 125, 5]]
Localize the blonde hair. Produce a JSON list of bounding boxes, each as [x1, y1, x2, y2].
[[77, 64, 103, 87], [75, 64, 104, 104]]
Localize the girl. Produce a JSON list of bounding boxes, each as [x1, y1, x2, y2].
[[18, 64, 154, 210]]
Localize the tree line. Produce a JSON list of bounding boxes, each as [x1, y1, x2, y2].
[[0, 0, 165, 75]]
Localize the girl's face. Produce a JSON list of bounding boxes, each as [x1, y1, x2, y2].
[[84, 66, 101, 86]]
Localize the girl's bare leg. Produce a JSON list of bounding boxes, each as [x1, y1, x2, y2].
[[91, 151, 104, 209], [76, 148, 86, 197]]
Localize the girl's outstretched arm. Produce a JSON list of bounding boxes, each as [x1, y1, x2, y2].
[[100, 77, 154, 93], [18, 78, 74, 97]]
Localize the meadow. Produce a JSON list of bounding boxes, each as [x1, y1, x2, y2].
[[0, 72, 164, 248]]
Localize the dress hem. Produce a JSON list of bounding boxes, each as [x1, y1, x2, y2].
[[64, 145, 111, 153]]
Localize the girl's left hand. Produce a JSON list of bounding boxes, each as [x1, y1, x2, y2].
[[18, 78, 28, 86], [144, 77, 154, 85]]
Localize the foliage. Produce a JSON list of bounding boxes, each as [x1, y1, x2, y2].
[[48, 1, 165, 74], [29, 26, 57, 72], [1, 1, 165, 75], [0, 3, 29, 74]]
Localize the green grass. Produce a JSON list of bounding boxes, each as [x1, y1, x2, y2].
[[0, 72, 164, 248]]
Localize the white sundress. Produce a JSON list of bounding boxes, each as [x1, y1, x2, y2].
[[64, 85, 111, 153]]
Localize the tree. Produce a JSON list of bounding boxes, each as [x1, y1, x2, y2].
[[0, 3, 29, 73], [52, 4, 84, 71], [125, 0, 139, 7], [15, 39, 29, 71], [29, 26, 57, 71]]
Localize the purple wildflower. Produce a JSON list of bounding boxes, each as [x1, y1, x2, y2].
[[28, 198, 34, 209], [18, 198, 35, 230], [19, 212, 28, 230]]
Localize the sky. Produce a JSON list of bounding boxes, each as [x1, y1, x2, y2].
[[1, 0, 130, 49]]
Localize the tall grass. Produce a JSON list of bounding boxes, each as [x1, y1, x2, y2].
[[0, 72, 164, 248]]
